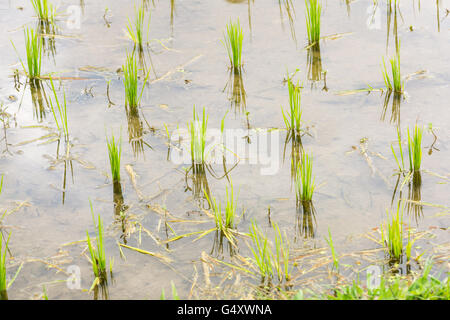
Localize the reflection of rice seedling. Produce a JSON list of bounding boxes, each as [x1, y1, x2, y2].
[[225, 70, 246, 112], [305, 0, 322, 45], [279, 0, 297, 43], [106, 133, 122, 184], [382, 49, 404, 93], [86, 201, 108, 284], [126, 5, 150, 50], [31, 0, 55, 23], [295, 151, 315, 203], [307, 44, 323, 82], [223, 19, 244, 72], [24, 27, 42, 81], [282, 77, 302, 133], [186, 164, 211, 208], [125, 108, 145, 157], [123, 52, 149, 110], [381, 91, 402, 125], [27, 79, 49, 122], [295, 200, 316, 239], [406, 171, 423, 222], [189, 106, 208, 166], [48, 77, 69, 142]]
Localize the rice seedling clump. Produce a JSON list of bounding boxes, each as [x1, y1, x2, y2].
[[282, 77, 302, 133], [305, 0, 322, 45], [24, 27, 42, 81], [223, 19, 244, 72], [295, 151, 315, 203], [189, 106, 208, 166], [106, 133, 122, 183], [122, 52, 149, 109]]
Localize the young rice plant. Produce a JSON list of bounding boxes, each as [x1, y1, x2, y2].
[[223, 19, 244, 72]]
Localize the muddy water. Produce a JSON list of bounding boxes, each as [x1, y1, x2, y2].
[[0, 0, 449, 299]]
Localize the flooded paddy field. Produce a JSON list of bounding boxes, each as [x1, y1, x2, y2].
[[0, 0, 449, 300]]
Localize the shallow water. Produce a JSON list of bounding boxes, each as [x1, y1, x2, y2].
[[0, 0, 449, 299]]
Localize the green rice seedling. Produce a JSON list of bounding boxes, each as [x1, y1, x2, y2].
[[205, 181, 239, 244], [160, 281, 180, 300], [106, 133, 122, 183], [325, 228, 339, 271], [86, 201, 107, 284], [24, 27, 42, 81], [281, 77, 302, 133], [273, 222, 291, 282], [223, 19, 244, 72], [382, 48, 404, 93], [42, 285, 49, 300], [295, 151, 315, 203], [407, 125, 423, 173], [0, 233, 10, 299], [391, 125, 423, 173], [122, 52, 150, 110], [48, 77, 69, 142], [189, 106, 208, 166], [305, 0, 322, 45], [248, 221, 291, 285], [248, 220, 274, 283], [380, 203, 416, 262], [0, 233, 21, 301], [126, 5, 150, 50], [31, 0, 55, 23]]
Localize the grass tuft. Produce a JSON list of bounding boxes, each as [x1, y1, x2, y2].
[[223, 19, 244, 72], [305, 0, 322, 45]]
